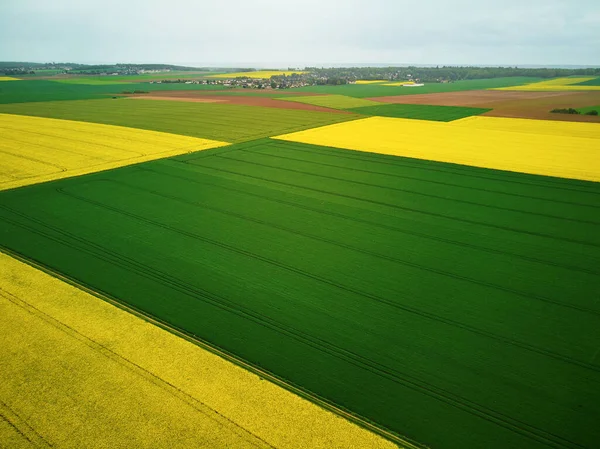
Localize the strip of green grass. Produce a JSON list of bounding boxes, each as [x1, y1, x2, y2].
[[1, 139, 599, 449], [287, 77, 541, 98], [348, 103, 491, 121], [0, 99, 357, 142], [0, 79, 225, 104], [277, 94, 382, 109]]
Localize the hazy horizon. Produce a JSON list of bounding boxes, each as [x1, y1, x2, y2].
[[1, 0, 599, 67]]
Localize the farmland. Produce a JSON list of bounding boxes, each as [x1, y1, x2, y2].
[[575, 77, 600, 86], [347, 104, 491, 121], [494, 77, 600, 91], [0, 113, 228, 190], [0, 99, 358, 143], [1, 136, 600, 449], [1, 66, 600, 449], [278, 94, 383, 109], [0, 79, 226, 104], [0, 252, 398, 449], [287, 77, 542, 98], [274, 116, 600, 181], [207, 70, 307, 79]]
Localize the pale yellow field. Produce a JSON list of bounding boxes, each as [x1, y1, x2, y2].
[[0, 113, 229, 191], [382, 81, 416, 86], [355, 80, 388, 84], [493, 77, 600, 91], [0, 76, 20, 81], [273, 116, 600, 182], [0, 252, 403, 449], [207, 70, 307, 79]]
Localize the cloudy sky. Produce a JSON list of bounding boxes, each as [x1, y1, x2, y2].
[[0, 0, 598, 67]]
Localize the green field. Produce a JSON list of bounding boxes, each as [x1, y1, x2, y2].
[[574, 77, 600, 86], [277, 94, 382, 109], [0, 99, 357, 142], [51, 71, 222, 83], [1, 138, 599, 449], [577, 105, 600, 114], [287, 77, 541, 98], [348, 103, 491, 121], [0, 80, 226, 104]]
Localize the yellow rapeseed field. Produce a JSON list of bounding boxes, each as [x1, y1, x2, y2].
[[0, 76, 20, 81], [273, 116, 600, 182], [0, 252, 402, 449], [207, 70, 307, 79], [493, 77, 600, 91], [355, 80, 388, 84], [382, 81, 416, 86], [0, 113, 229, 191]]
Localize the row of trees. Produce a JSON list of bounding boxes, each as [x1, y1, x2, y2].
[[306, 66, 600, 83]]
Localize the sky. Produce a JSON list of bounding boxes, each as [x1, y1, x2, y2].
[[1, 0, 599, 67]]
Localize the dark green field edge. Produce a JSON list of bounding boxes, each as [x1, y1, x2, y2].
[[0, 247, 423, 449], [577, 105, 600, 114], [1, 139, 599, 449], [286, 77, 541, 98], [574, 77, 600, 86], [0, 99, 358, 143], [347, 103, 491, 121], [0, 79, 228, 104]]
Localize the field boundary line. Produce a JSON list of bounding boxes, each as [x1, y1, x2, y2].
[[140, 163, 600, 276], [6, 193, 582, 448], [0, 248, 424, 449], [249, 142, 600, 209], [222, 150, 600, 226], [0, 283, 274, 449], [102, 177, 600, 373]]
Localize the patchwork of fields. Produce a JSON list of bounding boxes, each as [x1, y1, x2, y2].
[[0, 113, 228, 190], [1, 73, 600, 449], [275, 116, 600, 181], [287, 77, 542, 98], [0, 99, 358, 142], [0, 252, 397, 449], [494, 77, 600, 91], [1, 137, 600, 449]]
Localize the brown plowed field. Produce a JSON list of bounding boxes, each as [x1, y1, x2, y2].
[[368, 90, 600, 122], [126, 91, 349, 113]]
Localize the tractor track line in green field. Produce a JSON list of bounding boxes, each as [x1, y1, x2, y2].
[[77, 176, 600, 373], [2, 138, 598, 449], [0, 248, 421, 449], [267, 141, 600, 197], [107, 172, 600, 318], [252, 141, 600, 210], [136, 164, 600, 277], [226, 150, 600, 226], [9, 181, 600, 373], [179, 158, 600, 252], [0, 209, 583, 449]]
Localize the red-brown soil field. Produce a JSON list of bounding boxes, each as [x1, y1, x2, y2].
[[126, 91, 347, 113], [368, 90, 600, 122]]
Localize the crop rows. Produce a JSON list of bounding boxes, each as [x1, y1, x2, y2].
[[0, 99, 358, 143], [1, 139, 598, 449]]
